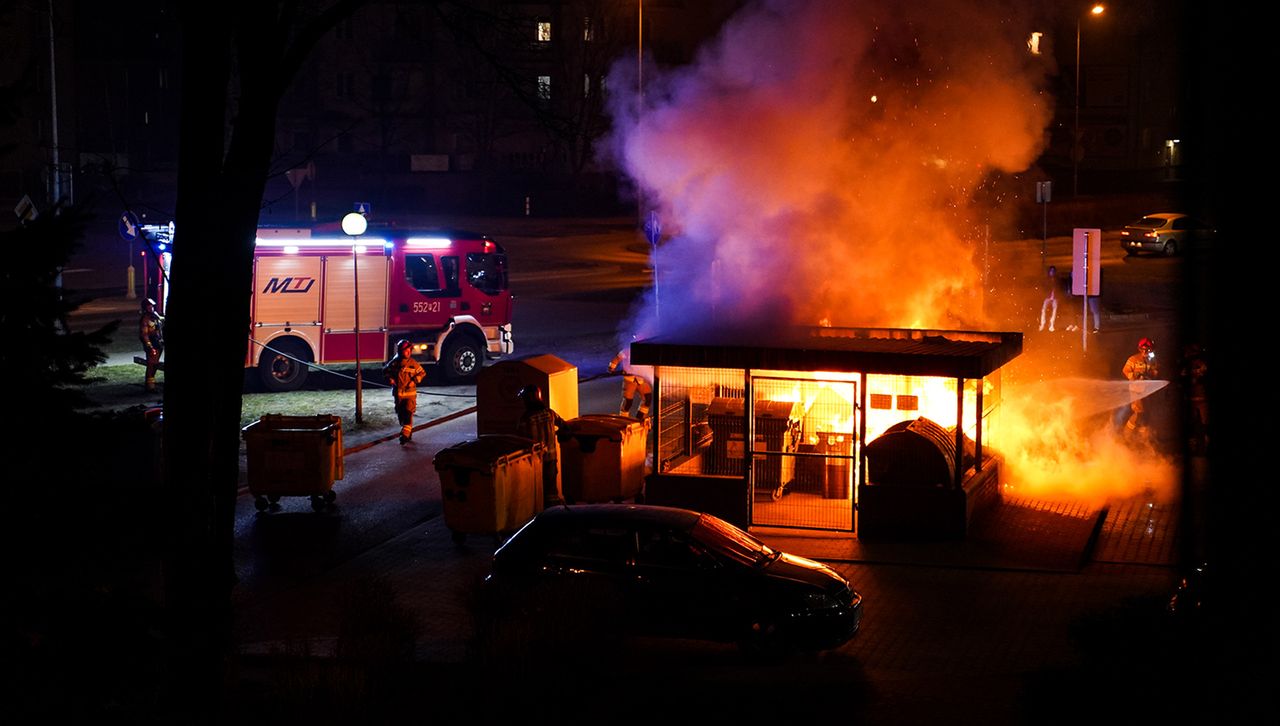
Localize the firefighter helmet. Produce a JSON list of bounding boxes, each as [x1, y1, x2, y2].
[[1138, 337, 1155, 351], [141, 297, 157, 311], [396, 339, 413, 354], [517, 384, 544, 404]]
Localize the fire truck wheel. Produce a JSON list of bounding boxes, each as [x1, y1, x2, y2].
[[258, 338, 311, 392], [441, 335, 482, 382]]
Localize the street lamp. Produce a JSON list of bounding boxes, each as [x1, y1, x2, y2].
[[1073, 3, 1105, 197], [342, 211, 368, 424]]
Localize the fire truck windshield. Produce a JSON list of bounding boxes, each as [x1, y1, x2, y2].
[[466, 252, 508, 295]]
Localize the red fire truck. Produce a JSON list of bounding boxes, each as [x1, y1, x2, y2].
[[249, 222, 514, 390]]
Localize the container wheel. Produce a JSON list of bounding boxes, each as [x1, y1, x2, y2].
[[268, 495, 281, 504], [451, 530, 466, 545], [324, 490, 337, 503], [310, 495, 325, 512], [254, 496, 269, 512]]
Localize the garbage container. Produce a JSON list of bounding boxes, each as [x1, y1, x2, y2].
[[705, 397, 799, 498], [818, 432, 853, 499], [560, 414, 647, 503], [242, 414, 344, 512], [433, 434, 544, 544]]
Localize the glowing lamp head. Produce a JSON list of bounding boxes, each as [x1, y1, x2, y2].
[[341, 212, 368, 237]]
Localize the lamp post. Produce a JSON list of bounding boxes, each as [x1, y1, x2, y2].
[[1073, 3, 1105, 197], [342, 211, 368, 424]]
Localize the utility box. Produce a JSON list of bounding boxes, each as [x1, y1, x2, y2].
[[242, 414, 344, 512], [560, 414, 648, 504], [433, 435, 544, 544], [475, 354, 579, 436]]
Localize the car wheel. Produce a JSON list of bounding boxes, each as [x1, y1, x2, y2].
[[1163, 239, 1178, 257], [441, 334, 483, 383], [258, 337, 311, 392]]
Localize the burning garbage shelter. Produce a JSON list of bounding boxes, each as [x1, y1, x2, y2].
[[630, 326, 1022, 539]]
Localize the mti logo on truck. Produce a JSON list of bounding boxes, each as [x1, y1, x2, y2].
[[262, 276, 317, 294]]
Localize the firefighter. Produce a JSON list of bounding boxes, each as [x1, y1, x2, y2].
[[1122, 337, 1160, 438], [516, 384, 566, 507], [138, 298, 165, 391], [384, 339, 426, 444], [608, 348, 652, 423]]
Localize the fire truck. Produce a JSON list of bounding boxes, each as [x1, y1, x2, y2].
[[249, 222, 514, 391]]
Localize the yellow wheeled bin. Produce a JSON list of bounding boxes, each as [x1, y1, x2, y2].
[[433, 435, 544, 544], [560, 414, 647, 504], [242, 414, 344, 512]]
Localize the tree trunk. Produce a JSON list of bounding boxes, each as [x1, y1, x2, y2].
[[161, 8, 282, 719]]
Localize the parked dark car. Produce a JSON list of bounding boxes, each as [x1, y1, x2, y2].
[[482, 504, 863, 656]]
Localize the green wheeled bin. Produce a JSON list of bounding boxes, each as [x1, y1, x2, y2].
[[560, 414, 647, 504], [242, 414, 344, 512], [433, 435, 544, 544]]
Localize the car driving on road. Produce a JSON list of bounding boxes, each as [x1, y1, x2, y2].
[[480, 503, 863, 656], [1120, 213, 1215, 256]]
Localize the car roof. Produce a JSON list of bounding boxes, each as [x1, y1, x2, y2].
[[532, 503, 703, 530], [1134, 212, 1185, 221]]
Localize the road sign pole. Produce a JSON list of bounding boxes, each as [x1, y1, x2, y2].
[[1082, 247, 1089, 353]]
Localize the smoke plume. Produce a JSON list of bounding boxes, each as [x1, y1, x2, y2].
[[606, 0, 1052, 340]]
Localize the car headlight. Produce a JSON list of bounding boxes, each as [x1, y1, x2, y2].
[[801, 591, 841, 610]]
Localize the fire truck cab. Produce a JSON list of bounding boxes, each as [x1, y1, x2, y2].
[[250, 223, 514, 391]]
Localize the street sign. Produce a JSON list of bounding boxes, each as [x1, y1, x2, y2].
[[1035, 181, 1051, 204], [354, 202, 371, 217], [644, 211, 661, 246], [14, 194, 38, 223], [118, 210, 141, 241], [1071, 228, 1101, 296]]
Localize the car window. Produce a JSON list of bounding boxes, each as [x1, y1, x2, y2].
[[635, 526, 715, 570], [691, 514, 775, 567], [1135, 217, 1170, 228], [542, 525, 636, 567]]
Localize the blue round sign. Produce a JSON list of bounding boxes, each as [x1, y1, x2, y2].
[[118, 210, 141, 241]]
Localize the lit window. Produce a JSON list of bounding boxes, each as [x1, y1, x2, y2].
[[583, 74, 591, 97], [583, 17, 594, 42], [537, 21, 551, 42], [537, 75, 551, 101]]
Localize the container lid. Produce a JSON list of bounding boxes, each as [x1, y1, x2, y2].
[[707, 398, 797, 419], [433, 434, 541, 470], [566, 414, 642, 440]]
